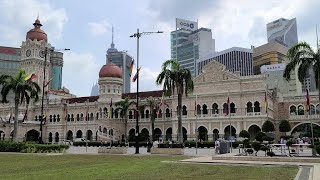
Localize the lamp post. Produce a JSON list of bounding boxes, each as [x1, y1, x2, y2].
[[39, 47, 70, 144], [130, 29, 163, 154]]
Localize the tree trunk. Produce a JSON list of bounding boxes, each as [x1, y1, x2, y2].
[[177, 93, 183, 144], [151, 112, 155, 141], [124, 112, 128, 142], [13, 95, 19, 141]]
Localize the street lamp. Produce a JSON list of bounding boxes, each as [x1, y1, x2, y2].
[[130, 29, 163, 154], [39, 47, 70, 144]]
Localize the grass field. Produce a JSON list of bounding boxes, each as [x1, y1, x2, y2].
[[0, 154, 297, 180]]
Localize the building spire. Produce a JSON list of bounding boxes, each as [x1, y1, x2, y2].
[[111, 25, 115, 49]]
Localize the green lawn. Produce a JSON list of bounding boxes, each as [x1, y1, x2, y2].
[[0, 154, 297, 180]]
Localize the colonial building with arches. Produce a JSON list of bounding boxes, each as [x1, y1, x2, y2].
[[0, 19, 318, 143]]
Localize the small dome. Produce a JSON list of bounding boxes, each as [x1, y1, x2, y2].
[[26, 19, 48, 42], [99, 63, 122, 78]]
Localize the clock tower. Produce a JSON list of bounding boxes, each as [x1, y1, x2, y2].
[[20, 18, 52, 92]]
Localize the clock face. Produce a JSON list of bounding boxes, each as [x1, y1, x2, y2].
[[39, 50, 45, 58], [26, 50, 31, 57]]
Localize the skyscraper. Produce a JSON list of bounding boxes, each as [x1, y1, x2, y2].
[[106, 27, 134, 93], [197, 47, 253, 76], [171, 18, 215, 75], [267, 18, 298, 48]]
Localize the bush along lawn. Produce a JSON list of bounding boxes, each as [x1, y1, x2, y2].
[[0, 141, 69, 153]]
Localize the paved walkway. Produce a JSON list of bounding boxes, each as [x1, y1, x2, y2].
[[179, 155, 320, 180]]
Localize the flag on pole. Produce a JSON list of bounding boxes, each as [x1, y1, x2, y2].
[[306, 89, 310, 112], [44, 77, 53, 87], [129, 60, 134, 77], [132, 67, 141, 82], [24, 72, 37, 81], [264, 92, 268, 113]]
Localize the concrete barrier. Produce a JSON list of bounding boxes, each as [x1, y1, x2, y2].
[[212, 156, 320, 163], [98, 147, 127, 154], [151, 148, 184, 155]]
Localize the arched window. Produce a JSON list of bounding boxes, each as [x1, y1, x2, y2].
[[246, 102, 253, 113], [67, 114, 70, 122], [254, 101, 260, 112], [35, 115, 38, 121], [53, 114, 56, 122], [230, 103, 236, 113], [76, 114, 80, 121], [129, 111, 133, 119], [96, 112, 99, 120], [197, 104, 201, 115], [310, 105, 316, 115], [146, 110, 150, 119], [165, 108, 170, 117], [57, 114, 60, 122], [107, 86, 110, 93], [80, 113, 84, 121], [49, 115, 52, 122], [71, 114, 74, 121], [140, 109, 145, 119], [298, 105, 304, 115], [158, 109, 162, 118], [115, 110, 118, 118], [290, 105, 297, 115], [103, 128, 107, 134], [182, 106, 187, 115], [223, 103, 228, 114], [212, 103, 219, 115], [202, 104, 208, 114]]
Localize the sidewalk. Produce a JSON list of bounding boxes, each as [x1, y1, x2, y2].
[[180, 155, 320, 180]]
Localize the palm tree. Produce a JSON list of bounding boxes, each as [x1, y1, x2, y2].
[[0, 69, 40, 141], [145, 96, 160, 141], [115, 97, 135, 142], [283, 41, 320, 104], [156, 60, 194, 144]]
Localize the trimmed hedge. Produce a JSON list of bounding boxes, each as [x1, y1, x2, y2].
[[158, 143, 184, 148], [0, 141, 69, 153]]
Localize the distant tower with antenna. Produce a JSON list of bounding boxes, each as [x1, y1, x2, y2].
[[106, 26, 134, 93]]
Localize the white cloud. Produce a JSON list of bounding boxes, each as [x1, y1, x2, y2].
[[0, 0, 68, 47], [88, 19, 111, 36], [62, 52, 100, 96]]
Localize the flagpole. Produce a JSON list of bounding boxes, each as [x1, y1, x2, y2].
[[195, 94, 198, 155], [228, 90, 232, 153]]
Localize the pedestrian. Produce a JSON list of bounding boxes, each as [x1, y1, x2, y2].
[[215, 140, 220, 154]]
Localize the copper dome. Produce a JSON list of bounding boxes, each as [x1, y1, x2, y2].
[[26, 19, 48, 42], [99, 63, 122, 78]]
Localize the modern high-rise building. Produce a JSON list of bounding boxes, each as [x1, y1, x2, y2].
[[106, 27, 134, 94], [197, 47, 253, 76], [171, 18, 215, 75], [0, 46, 21, 77], [267, 18, 298, 48], [253, 42, 288, 75]]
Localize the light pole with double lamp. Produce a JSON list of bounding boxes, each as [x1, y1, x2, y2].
[[130, 29, 163, 154], [39, 47, 70, 144]]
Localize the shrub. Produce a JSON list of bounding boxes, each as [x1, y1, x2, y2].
[[315, 145, 320, 155], [158, 143, 184, 148], [279, 120, 291, 133], [239, 130, 250, 139], [280, 135, 293, 140], [267, 151, 275, 157], [0, 141, 69, 153], [262, 120, 275, 132], [255, 132, 266, 142], [246, 148, 254, 155], [262, 135, 274, 143], [251, 142, 261, 156]]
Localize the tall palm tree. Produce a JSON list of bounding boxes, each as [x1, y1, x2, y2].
[[0, 69, 40, 141], [115, 97, 135, 142], [146, 96, 160, 141], [283, 41, 320, 103], [156, 60, 194, 144]]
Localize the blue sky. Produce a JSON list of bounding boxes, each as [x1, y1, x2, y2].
[[0, 0, 319, 96]]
